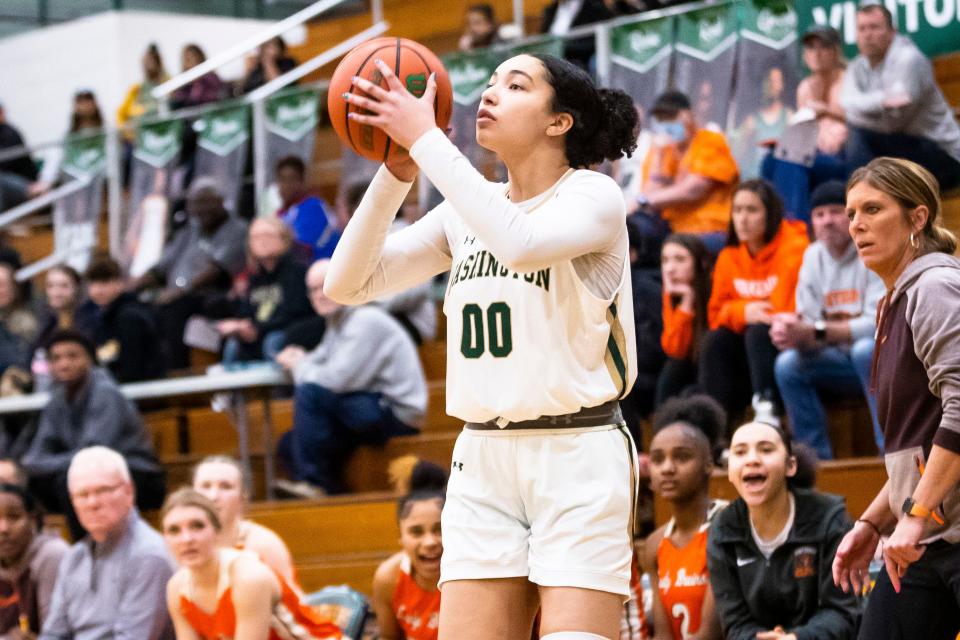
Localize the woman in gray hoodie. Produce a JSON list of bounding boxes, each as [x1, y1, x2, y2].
[[832, 157, 960, 638]]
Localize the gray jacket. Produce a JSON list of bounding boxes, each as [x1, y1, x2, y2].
[[21, 368, 160, 477], [875, 252, 960, 542]]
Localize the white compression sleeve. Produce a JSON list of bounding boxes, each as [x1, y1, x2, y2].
[[409, 128, 626, 274]]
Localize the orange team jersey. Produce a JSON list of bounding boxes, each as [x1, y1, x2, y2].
[[661, 293, 695, 360], [621, 551, 651, 639], [179, 550, 341, 640], [392, 554, 440, 640], [641, 129, 739, 234], [657, 501, 726, 640], [708, 219, 809, 333]]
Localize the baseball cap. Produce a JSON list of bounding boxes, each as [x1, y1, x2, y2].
[[802, 24, 842, 48]]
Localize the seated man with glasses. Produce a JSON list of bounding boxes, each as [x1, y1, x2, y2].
[[22, 330, 165, 540], [39, 446, 175, 640]]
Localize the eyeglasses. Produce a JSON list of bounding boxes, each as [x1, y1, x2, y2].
[[70, 483, 123, 502]]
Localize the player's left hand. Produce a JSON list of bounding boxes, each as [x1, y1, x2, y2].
[[884, 515, 926, 593], [345, 59, 439, 151]]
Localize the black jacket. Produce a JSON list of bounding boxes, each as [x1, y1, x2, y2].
[[75, 293, 166, 383], [707, 490, 860, 640], [539, 0, 615, 69], [237, 253, 312, 337]]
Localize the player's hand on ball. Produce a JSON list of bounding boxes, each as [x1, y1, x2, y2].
[[345, 59, 439, 151]]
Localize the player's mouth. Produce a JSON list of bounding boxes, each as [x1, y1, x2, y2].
[[741, 471, 767, 493], [477, 108, 496, 123]]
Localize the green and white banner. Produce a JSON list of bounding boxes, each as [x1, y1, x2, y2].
[[125, 118, 182, 277], [608, 15, 676, 115], [262, 86, 320, 215], [55, 133, 106, 274], [730, 0, 800, 178], [195, 104, 249, 214], [673, 2, 739, 131], [795, 0, 960, 59]]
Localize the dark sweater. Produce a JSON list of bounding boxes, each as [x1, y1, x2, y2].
[[74, 293, 166, 383], [707, 490, 860, 640], [238, 253, 312, 338]]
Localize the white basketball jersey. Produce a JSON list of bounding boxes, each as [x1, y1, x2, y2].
[[441, 170, 637, 424]]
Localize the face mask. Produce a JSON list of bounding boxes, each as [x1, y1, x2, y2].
[[652, 119, 687, 144]]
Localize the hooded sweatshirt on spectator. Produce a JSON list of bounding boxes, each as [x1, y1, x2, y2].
[[709, 220, 809, 333]]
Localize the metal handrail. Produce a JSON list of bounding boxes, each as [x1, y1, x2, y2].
[[152, 0, 354, 99], [0, 178, 90, 228]]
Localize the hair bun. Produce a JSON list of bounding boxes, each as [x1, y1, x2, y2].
[[389, 456, 448, 495]]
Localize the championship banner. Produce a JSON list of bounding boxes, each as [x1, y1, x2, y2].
[[53, 132, 106, 274], [729, 0, 800, 178], [262, 86, 320, 215], [796, 0, 960, 59], [194, 104, 249, 214], [125, 118, 183, 277], [608, 15, 676, 115], [673, 2, 738, 132]]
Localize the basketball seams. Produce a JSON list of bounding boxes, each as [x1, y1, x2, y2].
[[381, 38, 401, 164]]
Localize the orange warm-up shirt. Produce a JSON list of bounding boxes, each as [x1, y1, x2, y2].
[[708, 220, 809, 333], [392, 554, 440, 640], [642, 130, 739, 234], [661, 294, 696, 360]]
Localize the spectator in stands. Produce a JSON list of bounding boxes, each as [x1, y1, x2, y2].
[[764, 25, 849, 222], [34, 91, 104, 195], [217, 217, 312, 363], [0, 458, 26, 486], [75, 255, 166, 382], [131, 177, 248, 369], [30, 265, 83, 391], [772, 181, 884, 460], [276, 155, 340, 261], [241, 36, 297, 95], [340, 180, 436, 344], [117, 43, 168, 130], [841, 4, 960, 191], [170, 44, 224, 110], [708, 420, 859, 639], [191, 455, 296, 584], [539, 0, 615, 70], [371, 457, 446, 640], [161, 488, 342, 639], [643, 394, 726, 640], [657, 234, 713, 407], [620, 218, 665, 436], [833, 158, 960, 636], [40, 446, 174, 639], [21, 330, 165, 540], [0, 262, 37, 375], [733, 66, 794, 180], [0, 103, 41, 213], [458, 4, 502, 51], [700, 180, 808, 425], [0, 482, 68, 636], [635, 91, 739, 256], [274, 260, 426, 497]]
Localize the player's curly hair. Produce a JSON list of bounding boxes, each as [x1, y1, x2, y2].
[[530, 54, 639, 168]]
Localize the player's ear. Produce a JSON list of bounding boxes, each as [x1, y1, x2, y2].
[[546, 111, 573, 138]]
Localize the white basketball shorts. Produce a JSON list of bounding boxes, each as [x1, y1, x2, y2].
[[439, 424, 638, 598]]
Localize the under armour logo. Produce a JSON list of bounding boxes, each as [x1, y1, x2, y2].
[[452, 461, 463, 471]]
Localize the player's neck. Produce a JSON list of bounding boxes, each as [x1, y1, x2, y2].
[[503, 148, 570, 203], [671, 492, 710, 536]]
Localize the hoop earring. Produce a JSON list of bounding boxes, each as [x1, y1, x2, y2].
[[910, 232, 920, 249]]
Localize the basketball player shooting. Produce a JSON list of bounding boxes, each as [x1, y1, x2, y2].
[[326, 53, 640, 640]]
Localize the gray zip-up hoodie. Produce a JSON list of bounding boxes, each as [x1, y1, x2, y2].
[[874, 252, 960, 542]]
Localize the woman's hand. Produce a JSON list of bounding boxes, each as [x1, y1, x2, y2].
[[744, 301, 772, 325], [344, 59, 439, 151], [883, 516, 926, 593], [665, 282, 695, 314], [832, 520, 880, 594]]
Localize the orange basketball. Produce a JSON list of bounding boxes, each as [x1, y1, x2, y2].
[[327, 37, 453, 162]]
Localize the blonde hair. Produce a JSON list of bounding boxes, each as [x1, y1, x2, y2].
[[847, 157, 957, 256], [191, 455, 250, 501], [161, 487, 222, 532]]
